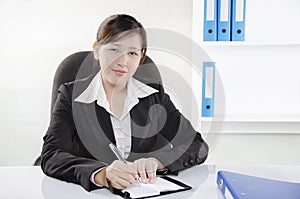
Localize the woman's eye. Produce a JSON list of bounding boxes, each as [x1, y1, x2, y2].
[[110, 48, 118, 53], [129, 52, 138, 56]]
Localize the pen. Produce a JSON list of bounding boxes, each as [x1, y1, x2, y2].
[[109, 143, 141, 185], [109, 143, 126, 163]]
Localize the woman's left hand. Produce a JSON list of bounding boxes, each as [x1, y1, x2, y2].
[[132, 157, 164, 184]]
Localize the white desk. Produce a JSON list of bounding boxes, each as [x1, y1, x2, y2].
[[0, 165, 300, 199]]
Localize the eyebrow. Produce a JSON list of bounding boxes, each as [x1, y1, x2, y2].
[[110, 43, 141, 50]]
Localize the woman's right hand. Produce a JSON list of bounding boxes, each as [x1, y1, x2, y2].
[[95, 160, 136, 190]]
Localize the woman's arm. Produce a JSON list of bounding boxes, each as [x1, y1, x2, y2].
[[41, 84, 107, 191], [147, 89, 209, 173]]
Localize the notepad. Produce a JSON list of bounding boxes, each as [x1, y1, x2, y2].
[[121, 176, 190, 199]]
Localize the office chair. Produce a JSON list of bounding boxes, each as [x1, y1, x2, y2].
[[34, 51, 162, 166]]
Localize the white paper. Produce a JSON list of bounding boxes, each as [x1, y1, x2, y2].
[[122, 177, 184, 198]]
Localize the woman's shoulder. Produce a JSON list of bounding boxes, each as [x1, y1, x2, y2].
[[133, 77, 164, 92], [58, 74, 96, 100]]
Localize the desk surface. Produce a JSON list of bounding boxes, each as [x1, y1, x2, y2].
[[0, 165, 300, 199]]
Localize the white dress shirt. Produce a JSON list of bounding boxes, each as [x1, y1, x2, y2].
[[74, 71, 158, 185]]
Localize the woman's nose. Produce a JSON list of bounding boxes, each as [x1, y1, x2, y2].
[[117, 53, 129, 67]]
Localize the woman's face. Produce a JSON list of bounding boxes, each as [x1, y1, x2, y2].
[[96, 32, 143, 87]]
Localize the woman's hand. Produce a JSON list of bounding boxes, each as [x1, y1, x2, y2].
[[94, 160, 136, 190], [132, 157, 164, 184]]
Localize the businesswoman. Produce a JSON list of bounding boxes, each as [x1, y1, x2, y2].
[[41, 14, 208, 191]]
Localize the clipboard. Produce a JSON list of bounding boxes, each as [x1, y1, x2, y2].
[[107, 176, 192, 199]]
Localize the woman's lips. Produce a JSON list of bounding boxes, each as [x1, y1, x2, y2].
[[112, 69, 127, 76]]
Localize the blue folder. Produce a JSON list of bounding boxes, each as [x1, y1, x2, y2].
[[217, 0, 231, 41], [202, 62, 215, 117], [204, 0, 217, 41], [231, 0, 246, 41], [217, 170, 300, 199]]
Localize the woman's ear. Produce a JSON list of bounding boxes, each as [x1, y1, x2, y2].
[[92, 42, 99, 60]]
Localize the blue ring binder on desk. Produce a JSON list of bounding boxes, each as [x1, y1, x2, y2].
[[217, 170, 300, 199]]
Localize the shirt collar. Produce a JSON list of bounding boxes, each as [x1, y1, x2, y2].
[[74, 71, 159, 111]]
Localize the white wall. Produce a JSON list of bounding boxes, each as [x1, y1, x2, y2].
[[0, 0, 299, 166], [207, 133, 300, 165], [0, 0, 193, 166]]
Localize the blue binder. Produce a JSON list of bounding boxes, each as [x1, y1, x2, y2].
[[231, 0, 246, 41], [217, 170, 300, 199], [202, 62, 215, 117], [204, 0, 217, 41], [217, 0, 231, 41]]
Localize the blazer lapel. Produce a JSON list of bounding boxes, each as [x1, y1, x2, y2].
[[94, 103, 116, 145], [73, 101, 117, 164]]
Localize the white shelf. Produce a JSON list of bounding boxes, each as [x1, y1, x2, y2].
[[199, 42, 300, 47], [201, 120, 300, 134], [192, 0, 300, 124], [193, 0, 300, 45]]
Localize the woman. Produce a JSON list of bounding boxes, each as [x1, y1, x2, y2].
[[41, 14, 208, 191]]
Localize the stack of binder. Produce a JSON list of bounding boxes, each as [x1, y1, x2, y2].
[[204, 0, 246, 41], [217, 170, 300, 199]]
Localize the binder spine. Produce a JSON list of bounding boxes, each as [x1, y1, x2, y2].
[[217, 171, 236, 199], [217, 0, 231, 41], [204, 0, 217, 41], [202, 62, 215, 117], [231, 0, 246, 41]]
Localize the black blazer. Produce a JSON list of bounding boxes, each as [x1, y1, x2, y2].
[[41, 75, 209, 191]]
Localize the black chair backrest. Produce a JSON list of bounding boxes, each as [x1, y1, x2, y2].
[[34, 51, 162, 165]]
